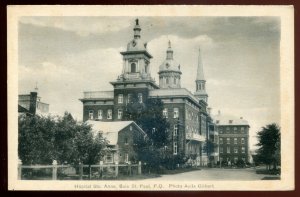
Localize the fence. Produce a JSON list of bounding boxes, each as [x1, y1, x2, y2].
[[18, 160, 142, 180]]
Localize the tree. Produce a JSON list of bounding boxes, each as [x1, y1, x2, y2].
[[256, 123, 280, 170], [18, 114, 56, 164], [18, 112, 108, 166], [123, 96, 170, 171]]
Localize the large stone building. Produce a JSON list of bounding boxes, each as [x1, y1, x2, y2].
[[80, 19, 216, 166], [213, 112, 250, 165]]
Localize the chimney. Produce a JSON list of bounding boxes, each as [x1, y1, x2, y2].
[[218, 110, 221, 115], [29, 92, 38, 115]]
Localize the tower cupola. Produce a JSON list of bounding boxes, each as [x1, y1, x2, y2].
[[158, 41, 182, 89]]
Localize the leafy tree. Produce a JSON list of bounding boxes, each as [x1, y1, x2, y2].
[[256, 123, 281, 170], [18, 112, 108, 166], [123, 95, 170, 171], [18, 114, 56, 165]]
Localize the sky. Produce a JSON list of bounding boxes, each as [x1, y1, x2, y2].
[[18, 16, 281, 150]]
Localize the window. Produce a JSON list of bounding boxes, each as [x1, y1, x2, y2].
[[163, 108, 168, 118], [219, 138, 223, 144], [106, 153, 113, 163], [118, 94, 123, 104], [220, 147, 223, 153], [234, 138, 237, 144], [125, 137, 128, 145], [138, 93, 143, 103], [89, 110, 94, 120], [241, 147, 245, 153], [127, 94, 132, 103], [98, 110, 103, 119], [234, 157, 238, 163], [173, 142, 178, 155], [131, 63, 136, 73], [174, 108, 179, 118], [227, 147, 230, 153], [226, 127, 230, 133], [234, 147, 238, 153], [174, 78, 176, 84], [241, 138, 245, 144], [125, 153, 129, 163], [152, 128, 156, 134], [241, 127, 245, 133], [174, 125, 178, 136], [227, 138, 230, 144], [107, 109, 112, 119], [117, 109, 123, 119], [166, 77, 169, 84]]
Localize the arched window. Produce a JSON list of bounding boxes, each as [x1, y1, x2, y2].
[[131, 63, 136, 73]]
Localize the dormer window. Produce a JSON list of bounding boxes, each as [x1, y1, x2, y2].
[[229, 120, 233, 124]]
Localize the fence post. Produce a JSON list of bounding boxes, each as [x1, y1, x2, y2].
[[79, 162, 83, 180], [138, 161, 142, 175], [18, 159, 22, 180], [52, 160, 57, 180], [99, 161, 103, 179], [128, 161, 132, 176], [115, 162, 119, 178]]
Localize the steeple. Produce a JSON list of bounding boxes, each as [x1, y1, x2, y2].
[[196, 48, 205, 81], [194, 47, 208, 102]]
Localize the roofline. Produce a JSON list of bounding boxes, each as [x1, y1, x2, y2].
[[79, 98, 114, 102], [110, 80, 159, 89], [158, 70, 182, 74], [149, 92, 201, 108], [120, 50, 153, 58], [130, 121, 147, 136]]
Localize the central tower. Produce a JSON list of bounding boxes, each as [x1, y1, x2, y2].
[[118, 19, 153, 81]]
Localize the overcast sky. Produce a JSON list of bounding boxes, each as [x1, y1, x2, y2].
[[18, 16, 280, 150]]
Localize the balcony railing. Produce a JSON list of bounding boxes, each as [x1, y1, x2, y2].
[[186, 132, 205, 142]]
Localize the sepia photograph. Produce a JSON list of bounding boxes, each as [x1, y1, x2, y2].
[[7, 5, 294, 190]]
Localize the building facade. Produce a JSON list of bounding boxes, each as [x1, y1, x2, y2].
[[87, 120, 146, 164], [18, 91, 49, 115], [80, 19, 216, 166], [213, 112, 250, 165]]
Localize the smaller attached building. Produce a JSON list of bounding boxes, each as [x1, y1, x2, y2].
[[213, 113, 250, 164], [87, 120, 146, 164]]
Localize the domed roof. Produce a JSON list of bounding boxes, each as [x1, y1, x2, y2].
[[159, 59, 181, 73], [127, 39, 147, 51], [158, 41, 182, 73]]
